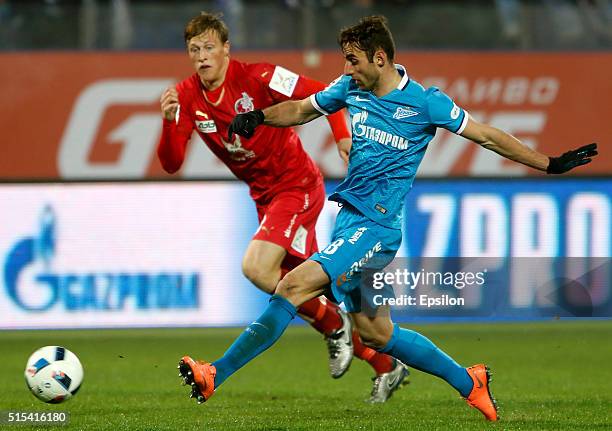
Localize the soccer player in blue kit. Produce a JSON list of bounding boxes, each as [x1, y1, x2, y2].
[[178, 16, 598, 421]]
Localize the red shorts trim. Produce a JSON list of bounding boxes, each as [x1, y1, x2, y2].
[[253, 183, 325, 270]]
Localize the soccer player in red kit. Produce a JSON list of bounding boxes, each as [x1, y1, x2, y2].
[[158, 12, 408, 402]]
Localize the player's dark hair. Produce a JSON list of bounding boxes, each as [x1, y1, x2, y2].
[[338, 15, 395, 62], [184, 12, 229, 44]]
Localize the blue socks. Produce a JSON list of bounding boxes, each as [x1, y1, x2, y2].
[[211, 298, 473, 397], [212, 294, 297, 387], [380, 324, 473, 397]]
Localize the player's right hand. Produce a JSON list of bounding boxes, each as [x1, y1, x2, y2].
[[546, 143, 598, 174], [160, 87, 179, 122], [336, 138, 352, 165], [228, 110, 265, 140]]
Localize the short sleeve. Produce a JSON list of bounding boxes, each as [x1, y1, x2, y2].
[[309, 75, 349, 115], [426, 87, 469, 134]]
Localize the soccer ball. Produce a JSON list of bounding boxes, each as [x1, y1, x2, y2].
[[24, 346, 84, 403]]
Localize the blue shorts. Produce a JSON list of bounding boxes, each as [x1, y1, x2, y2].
[[310, 204, 402, 313]]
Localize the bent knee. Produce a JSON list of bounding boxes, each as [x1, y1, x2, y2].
[[275, 271, 300, 297], [275, 271, 316, 305], [241, 259, 258, 282], [242, 260, 277, 293], [357, 325, 393, 350]]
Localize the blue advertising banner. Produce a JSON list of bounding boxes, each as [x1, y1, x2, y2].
[[400, 178, 610, 258], [0, 179, 609, 328]]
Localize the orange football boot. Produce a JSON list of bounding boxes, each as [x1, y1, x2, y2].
[[178, 356, 216, 404], [464, 364, 498, 421]]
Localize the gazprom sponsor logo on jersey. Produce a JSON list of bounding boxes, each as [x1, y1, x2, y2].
[[352, 110, 409, 150], [3, 206, 199, 312]]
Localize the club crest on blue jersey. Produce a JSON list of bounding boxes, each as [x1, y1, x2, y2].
[[393, 106, 419, 120]]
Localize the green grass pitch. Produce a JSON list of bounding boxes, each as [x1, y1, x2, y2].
[[1, 321, 611, 430]]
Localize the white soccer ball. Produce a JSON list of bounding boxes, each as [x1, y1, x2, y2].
[[24, 346, 84, 403]]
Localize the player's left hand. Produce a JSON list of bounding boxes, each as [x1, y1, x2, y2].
[[228, 109, 265, 140], [547, 143, 598, 174], [337, 138, 352, 165]]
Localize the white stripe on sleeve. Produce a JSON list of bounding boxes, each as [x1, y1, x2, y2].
[[309, 94, 329, 115], [456, 110, 469, 134]]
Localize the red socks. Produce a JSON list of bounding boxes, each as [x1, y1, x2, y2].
[[297, 297, 395, 376], [297, 297, 342, 335], [352, 330, 395, 375]]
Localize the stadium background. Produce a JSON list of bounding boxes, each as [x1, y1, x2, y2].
[[1, 0, 609, 328], [0, 2, 611, 429]]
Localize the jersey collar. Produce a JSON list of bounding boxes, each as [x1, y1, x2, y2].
[[395, 64, 410, 91]]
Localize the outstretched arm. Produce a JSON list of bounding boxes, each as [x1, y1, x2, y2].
[[228, 98, 322, 141], [263, 97, 352, 164], [461, 117, 597, 174], [263, 97, 323, 127], [253, 65, 351, 163], [265, 98, 351, 163], [290, 78, 351, 164]]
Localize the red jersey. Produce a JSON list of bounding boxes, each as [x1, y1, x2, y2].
[[158, 59, 350, 204]]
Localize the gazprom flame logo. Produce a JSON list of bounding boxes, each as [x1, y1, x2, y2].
[[4, 205, 56, 310], [351, 110, 369, 137], [3, 206, 199, 311]]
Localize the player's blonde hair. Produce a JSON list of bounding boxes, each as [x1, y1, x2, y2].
[[184, 12, 229, 44], [338, 15, 395, 62]]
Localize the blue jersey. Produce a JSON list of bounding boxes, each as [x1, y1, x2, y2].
[[310, 65, 468, 229]]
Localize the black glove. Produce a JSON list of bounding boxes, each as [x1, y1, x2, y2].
[[547, 143, 598, 174], [227, 109, 265, 141]]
